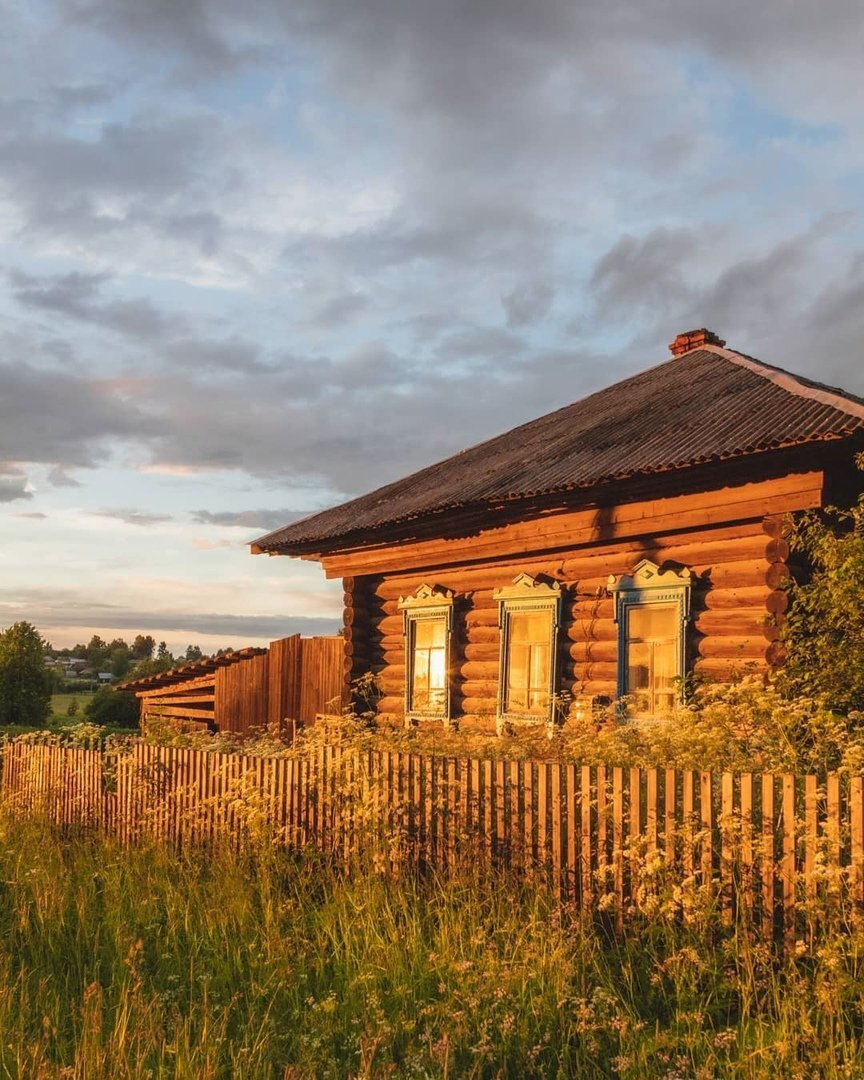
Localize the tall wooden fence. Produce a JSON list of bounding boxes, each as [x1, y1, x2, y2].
[[130, 636, 344, 733], [3, 739, 862, 938]]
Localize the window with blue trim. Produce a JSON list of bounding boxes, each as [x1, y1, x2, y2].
[[608, 560, 691, 718], [493, 574, 561, 733], [398, 584, 454, 724]]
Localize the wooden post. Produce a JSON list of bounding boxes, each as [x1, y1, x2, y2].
[[597, 765, 608, 900], [629, 767, 642, 908], [851, 776, 864, 906], [721, 772, 734, 923], [700, 771, 713, 888], [762, 774, 775, 940], [537, 762, 549, 885], [782, 773, 796, 943], [740, 773, 754, 920], [612, 767, 624, 925], [510, 760, 520, 874], [566, 763, 578, 904], [495, 759, 506, 866], [682, 771, 695, 880], [804, 774, 817, 906], [551, 763, 563, 897], [580, 765, 592, 910], [664, 768, 677, 869]]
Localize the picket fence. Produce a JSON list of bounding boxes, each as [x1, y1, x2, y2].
[[3, 738, 863, 938]]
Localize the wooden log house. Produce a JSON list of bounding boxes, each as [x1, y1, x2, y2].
[[252, 330, 864, 733]]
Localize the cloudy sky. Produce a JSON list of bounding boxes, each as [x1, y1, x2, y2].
[[2, 0, 864, 654]]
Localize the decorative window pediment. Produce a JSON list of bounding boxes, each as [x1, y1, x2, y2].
[[493, 574, 562, 733], [398, 584, 454, 725]]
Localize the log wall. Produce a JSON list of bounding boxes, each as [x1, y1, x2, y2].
[[329, 471, 822, 731]]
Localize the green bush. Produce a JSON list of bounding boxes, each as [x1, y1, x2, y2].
[[778, 478, 864, 713], [84, 687, 140, 728]]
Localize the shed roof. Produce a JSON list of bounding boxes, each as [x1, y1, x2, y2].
[[253, 341, 864, 555], [120, 647, 268, 693]]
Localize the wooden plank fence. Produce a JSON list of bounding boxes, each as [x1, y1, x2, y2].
[[132, 636, 344, 734], [2, 739, 860, 938]]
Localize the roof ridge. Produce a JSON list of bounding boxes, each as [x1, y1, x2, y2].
[[703, 343, 864, 421]]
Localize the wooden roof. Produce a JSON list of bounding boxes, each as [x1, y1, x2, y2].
[[119, 647, 268, 692], [253, 339, 864, 555]]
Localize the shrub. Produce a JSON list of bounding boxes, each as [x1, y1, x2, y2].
[[778, 463, 864, 713], [84, 687, 140, 728]]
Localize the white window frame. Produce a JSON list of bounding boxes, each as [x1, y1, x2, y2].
[[493, 573, 561, 734], [608, 560, 691, 718], [398, 583, 454, 726]]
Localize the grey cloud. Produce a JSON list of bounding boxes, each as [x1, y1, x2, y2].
[[10, 269, 185, 341], [310, 291, 370, 327], [162, 337, 270, 375], [9, 270, 268, 376], [87, 508, 174, 526], [138, 340, 608, 493], [0, 465, 32, 503], [435, 327, 525, 365], [0, 359, 162, 469], [13, 511, 47, 519], [65, 0, 270, 82], [590, 227, 702, 317], [10, 587, 339, 641], [502, 281, 555, 328], [47, 465, 82, 488], [0, 110, 228, 249], [192, 509, 307, 530], [48, 81, 121, 110]]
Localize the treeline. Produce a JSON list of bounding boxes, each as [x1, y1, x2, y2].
[[0, 621, 240, 729], [47, 635, 219, 681]]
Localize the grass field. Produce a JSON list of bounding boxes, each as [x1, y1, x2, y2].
[[50, 691, 96, 720], [1, 810, 863, 1078], [0, 692, 97, 738]]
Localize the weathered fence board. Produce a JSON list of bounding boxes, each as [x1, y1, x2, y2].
[[134, 635, 342, 734], [4, 739, 864, 939]]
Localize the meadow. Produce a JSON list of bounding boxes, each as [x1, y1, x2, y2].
[[2, 806, 864, 1079]]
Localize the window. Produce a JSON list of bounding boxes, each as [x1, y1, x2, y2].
[[398, 584, 454, 724], [608, 560, 691, 718], [493, 574, 561, 733]]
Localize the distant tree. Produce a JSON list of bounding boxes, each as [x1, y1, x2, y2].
[[0, 622, 52, 727], [85, 634, 110, 669], [126, 653, 177, 680], [109, 647, 131, 680], [156, 641, 173, 663], [184, 644, 203, 662], [131, 634, 155, 660]]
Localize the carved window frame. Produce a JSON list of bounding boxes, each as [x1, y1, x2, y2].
[[398, 583, 454, 725], [493, 573, 562, 733], [608, 560, 691, 717]]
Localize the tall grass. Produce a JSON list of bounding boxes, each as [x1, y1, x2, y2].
[[1, 810, 864, 1078]]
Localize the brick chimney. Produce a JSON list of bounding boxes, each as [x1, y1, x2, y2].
[[668, 328, 726, 357]]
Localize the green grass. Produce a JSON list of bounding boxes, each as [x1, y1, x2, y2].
[[0, 693, 129, 739], [1, 813, 864, 1077], [50, 691, 96, 720]]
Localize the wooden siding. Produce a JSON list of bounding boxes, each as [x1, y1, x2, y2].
[[137, 635, 343, 735], [337, 471, 821, 729]]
